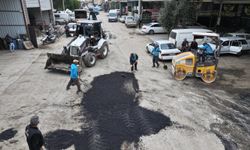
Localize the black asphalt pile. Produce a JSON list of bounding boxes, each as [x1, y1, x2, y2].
[[0, 128, 17, 142], [45, 72, 172, 150]]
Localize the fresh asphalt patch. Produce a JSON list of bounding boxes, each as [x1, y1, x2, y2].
[[45, 72, 172, 149], [0, 128, 17, 142]]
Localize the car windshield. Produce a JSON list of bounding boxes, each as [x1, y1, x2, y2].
[[127, 17, 133, 20], [145, 23, 153, 26], [68, 24, 76, 28], [161, 43, 176, 50], [109, 13, 117, 17]]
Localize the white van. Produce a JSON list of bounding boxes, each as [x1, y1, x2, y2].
[[169, 29, 213, 48], [54, 12, 71, 25], [108, 9, 118, 22]]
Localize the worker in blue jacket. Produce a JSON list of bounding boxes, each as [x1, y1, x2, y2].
[[66, 59, 82, 94], [129, 53, 138, 71], [152, 44, 161, 68], [199, 42, 214, 55]]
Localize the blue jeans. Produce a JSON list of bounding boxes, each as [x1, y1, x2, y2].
[[9, 43, 15, 52]]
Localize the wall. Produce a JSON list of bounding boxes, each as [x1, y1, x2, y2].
[[0, 0, 27, 38], [26, 0, 39, 8]]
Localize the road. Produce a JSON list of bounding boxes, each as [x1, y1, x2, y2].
[[0, 12, 249, 150]]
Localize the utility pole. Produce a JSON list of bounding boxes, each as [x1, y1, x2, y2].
[[138, 0, 141, 19], [62, 0, 65, 10], [216, 0, 223, 26]]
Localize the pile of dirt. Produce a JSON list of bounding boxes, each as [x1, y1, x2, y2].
[[45, 72, 172, 149], [0, 128, 17, 142]]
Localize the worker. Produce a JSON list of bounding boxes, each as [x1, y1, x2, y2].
[[200, 42, 214, 55], [190, 39, 198, 51], [198, 42, 214, 62], [25, 116, 44, 150], [152, 45, 161, 68], [90, 35, 96, 46], [64, 24, 70, 37], [89, 8, 97, 20], [130, 53, 138, 71], [66, 59, 82, 94], [181, 38, 189, 52]]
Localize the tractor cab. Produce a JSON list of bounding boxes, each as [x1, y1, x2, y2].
[[172, 32, 220, 83], [76, 20, 103, 38]]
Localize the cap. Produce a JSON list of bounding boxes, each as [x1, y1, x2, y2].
[[73, 59, 79, 63], [30, 116, 39, 125]]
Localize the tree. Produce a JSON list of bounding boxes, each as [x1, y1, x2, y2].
[[159, 0, 197, 33]]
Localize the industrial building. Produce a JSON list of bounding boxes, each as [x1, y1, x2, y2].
[[0, 0, 54, 49]]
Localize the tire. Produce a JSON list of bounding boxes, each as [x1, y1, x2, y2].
[[174, 70, 186, 81], [237, 51, 242, 57], [99, 43, 109, 59], [83, 52, 96, 67], [201, 71, 217, 83], [149, 30, 154, 35]]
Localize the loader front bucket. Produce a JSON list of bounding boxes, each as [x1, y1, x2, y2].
[[44, 53, 82, 73]]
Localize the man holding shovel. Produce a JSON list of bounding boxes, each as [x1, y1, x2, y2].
[[129, 53, 138, 71]]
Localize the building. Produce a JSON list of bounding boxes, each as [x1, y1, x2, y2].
[[0, 0, 54, 49], [195, 0, 250, 32], [116, 0, 164, 23], [0, 0, 29, 38], [26, 0, 54, 27]]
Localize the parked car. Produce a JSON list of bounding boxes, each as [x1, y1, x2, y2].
[[108, 9, 118, 22], [141, 22, 166, 34], [146, 40, 181, 60], [125, 16, 137, 28], [219, 37, 250, 55], [222, 33, 250, 44], [119, 15, 126, 23]]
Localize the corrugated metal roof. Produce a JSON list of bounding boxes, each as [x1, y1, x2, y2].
[[26, 0, 39, 8], [0, 0, 27, 38], [0, 26, 26, 38], [0, 12, 25, 25], [40, 0, 52, 11], [0, 0, 22, 11]]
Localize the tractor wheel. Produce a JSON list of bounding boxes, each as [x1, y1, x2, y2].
[[99, 43, 109, 59], [174, 70, 186, 81], [83, 52, 96, 67], [201, 71, 217, 83]]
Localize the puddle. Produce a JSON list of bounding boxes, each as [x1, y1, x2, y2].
[[45, 72, 172, 149], [0, 128, 17, 142]]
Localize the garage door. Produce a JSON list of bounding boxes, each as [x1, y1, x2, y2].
[[0, 0, 27, 38]]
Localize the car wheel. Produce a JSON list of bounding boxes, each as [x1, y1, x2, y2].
[[83, 52, 96, 67], [237, 51, 242, 57], [99, 43, 109, 59], [149, 30, 154, 34]]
